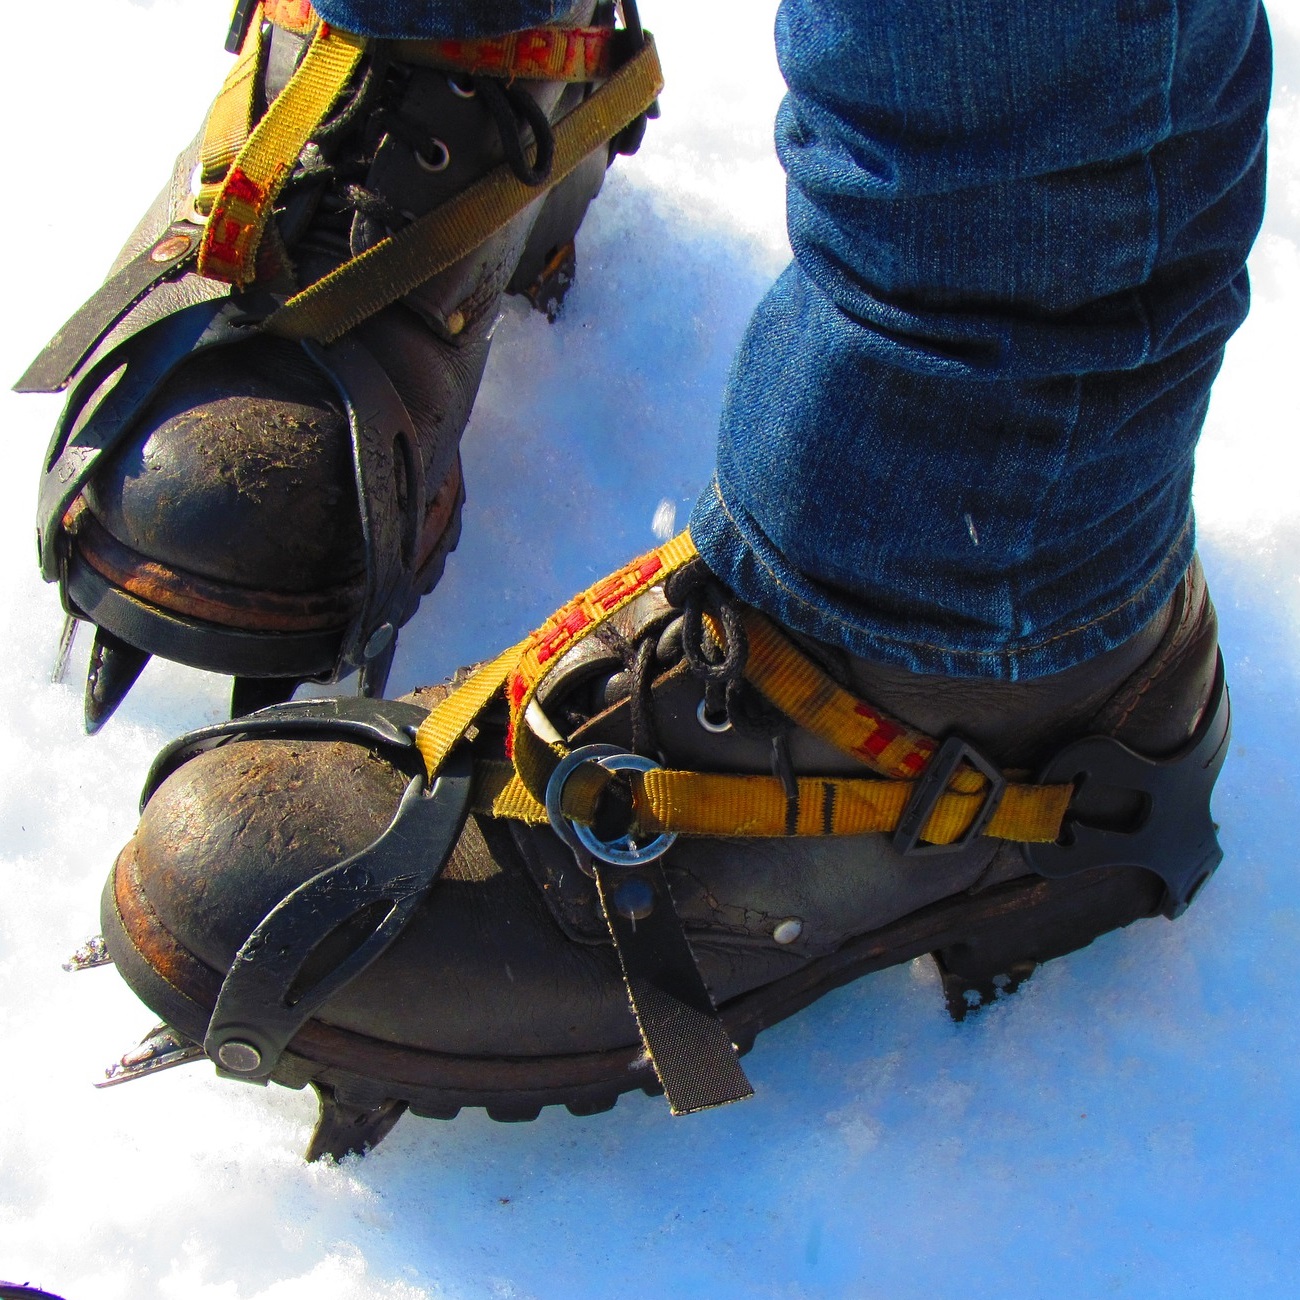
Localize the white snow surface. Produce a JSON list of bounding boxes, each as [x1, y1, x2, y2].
[[1, 1, 1299, 1296]]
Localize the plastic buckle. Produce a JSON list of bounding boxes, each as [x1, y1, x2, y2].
[[225, 0, 259, 53], [892, 735, 1007, 856], [1023, 654, 1231, 919]]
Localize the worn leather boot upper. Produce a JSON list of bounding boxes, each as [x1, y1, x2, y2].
[[111, 553, 1220, 1065]]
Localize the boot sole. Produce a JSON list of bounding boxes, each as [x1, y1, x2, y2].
[[103, 835, 1164, 1123]]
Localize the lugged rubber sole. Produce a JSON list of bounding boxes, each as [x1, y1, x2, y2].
[[102, 832, 1165, 1142]]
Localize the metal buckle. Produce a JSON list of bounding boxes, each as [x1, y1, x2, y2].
[[892, 735, 1007, 856], [1024, 654, 1231, 919], [545, 744, 678, 867]]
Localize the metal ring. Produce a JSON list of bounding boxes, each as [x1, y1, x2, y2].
[[696, 698, 732, 733], [416, 139, 451, 172], [447, 75, 476, 98], [544, 744, 678, 867]]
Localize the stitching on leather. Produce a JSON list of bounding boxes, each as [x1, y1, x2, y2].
[[1109, 563, 1203, 732]]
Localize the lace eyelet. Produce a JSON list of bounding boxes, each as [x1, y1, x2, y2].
[[696, 699, 733, 733], [416, 139, 451, 172]]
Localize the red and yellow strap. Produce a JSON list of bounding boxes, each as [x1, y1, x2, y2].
[[262, 0, 318, 34], [395, 29, 620, 81], [410, 532, 1077, 848], [199, 21, 366, 285], [262, 0, 618, 79]]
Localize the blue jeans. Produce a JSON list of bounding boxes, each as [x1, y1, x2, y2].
[[315, 0, 1271, 679]]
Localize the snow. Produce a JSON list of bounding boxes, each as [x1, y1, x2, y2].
[[1, 1, 1298, 1296]]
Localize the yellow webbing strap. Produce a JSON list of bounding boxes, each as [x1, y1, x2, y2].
[[413, 638, 529, 781], [263, 35, 664, 342], [505, 531, 699, 807], [737, 609, 937, 780], [197, 5, 266, 217], [626, 769, 1072, 844], [471, 761, 1071, 846], [410, 531, 1075, 848], [413, 533, 699, 785], [198, 23, 367, 286], [733, 608, 987, 797]]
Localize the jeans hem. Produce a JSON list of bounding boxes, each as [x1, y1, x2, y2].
[[689, 476, 1196, 681]]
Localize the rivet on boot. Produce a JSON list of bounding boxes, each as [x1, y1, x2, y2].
[[216, 1040, 263, 1074], [772, 918, 803, 945], [364, 623, 395, 660], [613, 876, 655, 921]]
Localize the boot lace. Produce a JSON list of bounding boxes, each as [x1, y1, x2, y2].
[[274, 49, 557, 256]]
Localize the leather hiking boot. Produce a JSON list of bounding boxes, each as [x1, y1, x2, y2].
[[20, 0, 661, 730], [92, 533, 1229, 1160]]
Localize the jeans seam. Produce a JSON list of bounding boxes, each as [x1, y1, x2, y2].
[[704, 476, 1192, 661]]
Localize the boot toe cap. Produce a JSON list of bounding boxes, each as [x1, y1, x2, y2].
[[82, 341, 362, 592], [124, 734, 638, 1064]]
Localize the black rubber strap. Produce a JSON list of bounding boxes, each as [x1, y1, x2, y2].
[[204, 746, 474, 1082], [304, 338, 427, 680], [141, 696, 428, 809], [1024, 654, 1231, 919], [594, 859, 753, 1114], [37, 297, 254, 580], [16, 222, 203, 395]]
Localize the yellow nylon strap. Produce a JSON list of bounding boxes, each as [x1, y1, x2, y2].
[[736, 608, 941, 780], [413, 534, 696, 789], [629, 770, 1071, 844], [413, 638, 529, 780], [263, 34, 664, 342], [506, 532, 699, 807], [410, 526, 1072, 847], [470, 764, 1072, 844], [198, 5, 266, 215], [198, 24, 367, 286]]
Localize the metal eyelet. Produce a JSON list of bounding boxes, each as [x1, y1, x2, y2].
[[447, 75, 476, 99], [696, 699, 732, 733], [415, 139, 451, 172], [545, 743, 678, 867]]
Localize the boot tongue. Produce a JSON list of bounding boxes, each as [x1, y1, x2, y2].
[[533, 587, 680, 729]]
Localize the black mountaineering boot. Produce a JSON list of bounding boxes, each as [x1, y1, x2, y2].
[[90, 533, 1229, 1160], [20, 0, 661, 730]]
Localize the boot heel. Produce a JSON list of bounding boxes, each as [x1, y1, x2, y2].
[[508, 147, 610, 319], [933, 866, 1165, 1021]]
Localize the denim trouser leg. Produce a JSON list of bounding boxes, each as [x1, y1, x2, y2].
[[690, 0, 1271, 678]]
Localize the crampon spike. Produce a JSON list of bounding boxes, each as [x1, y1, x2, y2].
[[51, 613, 80, 684], [231, 676, 301, 718], [305, 1083, 408, 1162], [96, 1023, 204, 1088], [357, 633, 397, 699], [84, 628, 150, 733], [63, 934, 112, 972]]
